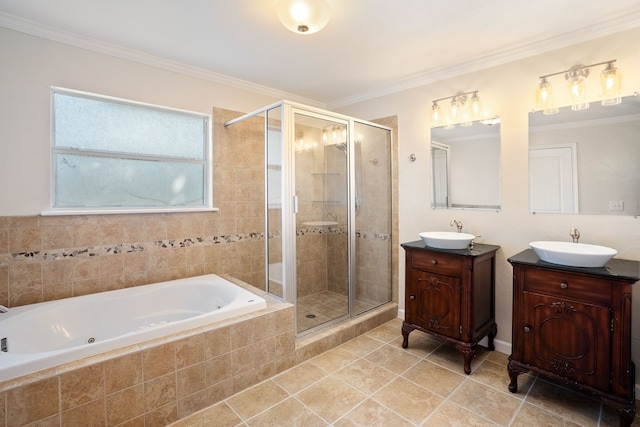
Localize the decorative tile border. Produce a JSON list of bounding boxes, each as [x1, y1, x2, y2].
[[1, 229, 390, 266]]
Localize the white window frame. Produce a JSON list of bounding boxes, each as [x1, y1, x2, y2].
[[44, 87, 215, 216]]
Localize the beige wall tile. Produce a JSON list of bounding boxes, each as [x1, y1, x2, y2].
[[60, 363, 105, 410], [6, 377, 59, 426], [42, 225, 73, 250], [175, 334, 204, 369], [230, 319, 254, 349], [143, 343, 176, 380], [104, 352, 143, 394], [8, 226, 41, 253], [177, 389, 208, 419], [105, 384, 145, 426], [144, 373, 177, 412], [176, 363, 206, 398], [205, 353, 233, 386], [203, 326, 231, 359], [144, 403, 178, 427], [61, 398, 106, 427]]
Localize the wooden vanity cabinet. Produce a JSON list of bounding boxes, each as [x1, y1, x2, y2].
[[401, 241, 499, 374], [508, 250, 639, 427]]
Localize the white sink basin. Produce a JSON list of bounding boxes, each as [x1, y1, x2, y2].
[[530, 241, 617, 268], [419, 231, 475, 250]]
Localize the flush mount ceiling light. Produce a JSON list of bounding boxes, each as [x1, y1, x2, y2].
[[431, 91, 484, 129], [535, 59, 622, 113], [277, 0, 331, 34]]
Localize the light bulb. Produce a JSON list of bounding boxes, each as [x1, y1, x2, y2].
[[601, 63, 622, 106]]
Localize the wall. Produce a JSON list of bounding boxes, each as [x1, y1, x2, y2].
[[0, 26, 282, 216], [336, 27, 640, 367]]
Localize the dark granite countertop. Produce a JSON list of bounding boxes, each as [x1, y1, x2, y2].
[[508, 249, 640, 282], [401, 240, 500, 257]]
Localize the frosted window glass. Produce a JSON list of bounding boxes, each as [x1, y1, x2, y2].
[[50, 88, 211, 212], [55, 154, 205, 208], [54, 92, 205, 159]]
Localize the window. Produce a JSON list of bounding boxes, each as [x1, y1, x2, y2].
[[47, 87, 212, 215]]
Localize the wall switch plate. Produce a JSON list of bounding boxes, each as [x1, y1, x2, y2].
[[609, 201, 624, 211]]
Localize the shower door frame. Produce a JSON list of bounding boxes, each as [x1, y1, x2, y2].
[[230, 100, 393, 336], [287, 105, 353, 334]]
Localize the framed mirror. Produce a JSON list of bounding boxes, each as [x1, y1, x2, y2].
[[529, 94, 640, 215], [431, 119, 501, 210]]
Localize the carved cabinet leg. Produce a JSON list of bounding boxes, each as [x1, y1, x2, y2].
[[601, 396, 636, 427], [401, 322, 413, 349], [455, 344, 475, 375], [507, 358, 529, 393], [487, 325, 497, 351]]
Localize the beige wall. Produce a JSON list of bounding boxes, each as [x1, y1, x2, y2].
[[0, 26, 283, 216], [336, 28, 640, 363]]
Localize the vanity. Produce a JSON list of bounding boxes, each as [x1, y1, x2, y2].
[[401, 240, 499, 374], [508, 249, 640, 426]]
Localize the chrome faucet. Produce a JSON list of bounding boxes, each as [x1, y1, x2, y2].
[[0, 304, 9, 313], [450, 219, 463, 233], [570, 227, 580, 243]]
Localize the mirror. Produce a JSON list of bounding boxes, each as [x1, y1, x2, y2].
[[529, 94, 640, 216], [431, 120, 501, 210]]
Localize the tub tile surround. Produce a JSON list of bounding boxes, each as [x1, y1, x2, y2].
[[0, 287, 397, 426], [0, 278, 297, 426]]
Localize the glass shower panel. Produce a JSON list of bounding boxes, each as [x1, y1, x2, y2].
[[353, 121, 392, 315], [266, 106, 284, 299], [294, 112, 349, 333]]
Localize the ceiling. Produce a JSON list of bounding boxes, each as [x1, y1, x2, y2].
[[1, 0, 640, 108]]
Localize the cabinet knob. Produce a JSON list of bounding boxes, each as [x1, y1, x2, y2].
[[431, 260, 437, 265], [560, 282, 568, 289], [523, 326, 531, 332], [409, 295, 416, 300]]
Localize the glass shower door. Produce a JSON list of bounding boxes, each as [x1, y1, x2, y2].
[[293, 111, 349, 334], [353, 121, 393, 315]]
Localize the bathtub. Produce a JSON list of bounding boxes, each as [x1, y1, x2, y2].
[[0, 274, 267, 382]]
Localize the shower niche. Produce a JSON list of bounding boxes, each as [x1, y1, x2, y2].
[[226, 101, 393, 335]]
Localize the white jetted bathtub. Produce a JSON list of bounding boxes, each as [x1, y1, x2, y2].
[[0, 274, 266, 382]]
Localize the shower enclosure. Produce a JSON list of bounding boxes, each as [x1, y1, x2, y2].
[[225, 101, 392, 335]]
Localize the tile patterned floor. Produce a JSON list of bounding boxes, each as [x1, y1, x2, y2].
[[297, 291, 376, 332], [171, 318, 640, 426]]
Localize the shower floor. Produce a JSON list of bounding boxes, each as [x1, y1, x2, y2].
[[297, 290, 376, 332]]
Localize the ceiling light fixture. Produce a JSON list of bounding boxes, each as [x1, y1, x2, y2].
[[431, 91, 483, 129], [535, 59, 622, 113], [277, 0, 331, 34]]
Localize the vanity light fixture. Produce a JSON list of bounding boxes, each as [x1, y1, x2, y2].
[[601, 62, 622, 106], [431, 90, 482, 129], [536, 77, 559, 115], [277, 0, 331, 34], [536, 59, 622, 112]]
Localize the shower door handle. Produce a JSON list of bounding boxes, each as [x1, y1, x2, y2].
[[293, 195, 299, 214]]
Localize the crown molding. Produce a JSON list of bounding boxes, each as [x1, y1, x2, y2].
[[328, 10, 640, 109], [0, 12, 326, 108]]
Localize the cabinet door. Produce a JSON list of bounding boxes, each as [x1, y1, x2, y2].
[[522, 292, 611, 390], [407, 269, 461, 340]]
